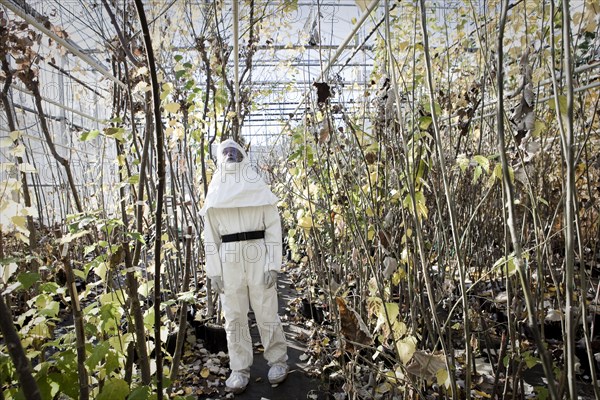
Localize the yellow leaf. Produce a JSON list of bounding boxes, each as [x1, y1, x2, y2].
[[0, 137, 12, 148], [11, 215, 27, 230], [135, 66, 148, 77], [18, 163, 36, 173], [436, 367, 450, 388], [30, 321, 52, 338], [9, 130, 23, 141], [164, 102, 181, 113], [398, 41, 410, 51], [396, 336, 417, 364], [10, 144, 26, 158], [298, 216, 314, 229], [21, 206, 38, 217], [355, 0, 368, 12], [15, 232, 29, 244], [200, 367, 210, 378], [375, 381, 391, 394], [367, 226, 375, 240], [133, 81, 149, 93], [1, 262, 18, 284], [160, 83, 173, 100], [58, 230, 90, 244]]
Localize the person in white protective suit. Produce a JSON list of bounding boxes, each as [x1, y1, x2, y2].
[[200, 139, 288, 394]]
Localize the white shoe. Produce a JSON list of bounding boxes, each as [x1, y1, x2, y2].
[[225, 371, 249, 393], [268, 363, 288, 384]]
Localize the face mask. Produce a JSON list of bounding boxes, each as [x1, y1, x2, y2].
[[222, 146, 243, 163]]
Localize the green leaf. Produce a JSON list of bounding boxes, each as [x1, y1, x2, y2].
[[215, 89, 228, 108], [184, 79, 195, 90], [84, 244, 96, 256], [86, 341, 110, 370], [473, 166, 482, 183], [35, 372, 57, 400], [128, 174, 140, 184], [97, 378, 129, 400], [99, 289, 127, 306], [105, 127, 126, 142], [50, 371, 79, 399], [177, 289, 195, 302], [174, 55, 183, 62], [473, 155, 490, 173], [531, 119, 546, 138], [548, 95, 568, 117], [80, 130, 100, 141], [18, 272, 40, 290], [419, 116, 432, 130], [38, 300, 59, 317], [492, 163, 503, 182], [422, 101, 442, 116], [523, 351, 539, 369], [143, 308, 155, 328], [535, 386, 549, 400], [128, 386, 151, 400], [74, 269, 86, 280], [493, 254, 517, 276], [100, 303, 120, 334], [128, 231, 145, 244], [39, 282, 59, 294], [456, 154, 469, 172], [109, 332, 133, 355], [175, 69, 187, 80]]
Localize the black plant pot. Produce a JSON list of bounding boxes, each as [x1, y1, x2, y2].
[[195, 323, 228, 354]]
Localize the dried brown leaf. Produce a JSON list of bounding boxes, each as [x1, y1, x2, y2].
[[336, 297, 373, 350]]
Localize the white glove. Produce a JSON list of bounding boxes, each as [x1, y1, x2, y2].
[[264, 270, 278, 289], [209, 276, 224, 294]]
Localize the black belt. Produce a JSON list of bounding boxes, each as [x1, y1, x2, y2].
[[221, 230, 265, 243]]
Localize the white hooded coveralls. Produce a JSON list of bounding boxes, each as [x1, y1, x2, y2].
[[200, 140, 288, 372]]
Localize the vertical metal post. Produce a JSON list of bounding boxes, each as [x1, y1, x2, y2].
[[233, 0, 240, 141]]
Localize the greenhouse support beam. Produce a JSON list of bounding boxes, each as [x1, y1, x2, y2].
[[233, 0, 240, 140], [3, 0, 130, 92], [11, 84, 105, 124], [7, 104, 92, 133], [318, 0, 380, 81], [169, 44, 375, 52], [278, 0, 380, 136], [18, 131, 99, 158], [471, 73, 600, 123]]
